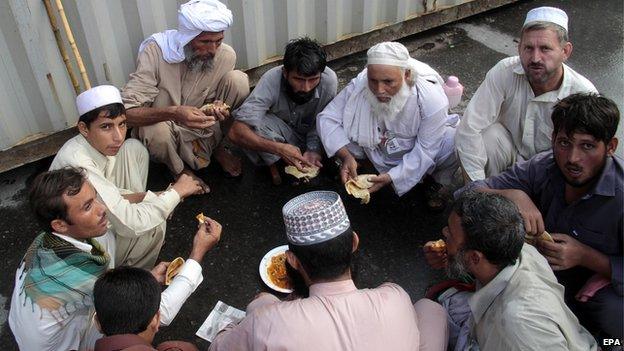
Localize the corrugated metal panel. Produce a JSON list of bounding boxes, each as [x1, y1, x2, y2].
[[0, 0, 473, 151]]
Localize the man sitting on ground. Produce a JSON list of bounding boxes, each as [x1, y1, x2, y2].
[[317, 42, 458, 209], [230, 37, 338, 184], [122, 0, 249, 185], [94, 267, 199, 351], [462, 93, 623, 340], [424, 191, 597, 350], [51, 85, 204, 269], [210, 190, 448, 351], [8, 167, 221, 351], [455, 6, 596, 181]]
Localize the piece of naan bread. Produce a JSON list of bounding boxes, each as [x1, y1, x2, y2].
[[284, 165, 320, 180], [196, 212, 206, 224], [345, 174, 375, 204], [525, 231, 554, 245], [165, 257, 185, 286], [200, 102, 230, 114]]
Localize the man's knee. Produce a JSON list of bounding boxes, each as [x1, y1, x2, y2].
[[228, 120, 246, 145], [221, 70, 250, 106], [137, 122, 174, 153], [482, 123, 516, 176], [122, 138, 149, 162]]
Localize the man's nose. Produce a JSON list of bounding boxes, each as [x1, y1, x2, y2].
[[569, 146, 583, 163], [112, 127, 123, 142]]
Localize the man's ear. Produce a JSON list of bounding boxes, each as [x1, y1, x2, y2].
[[606, 138, 618, 156], [466, 250, 482, 266], [562, 42, 573, 61], [94, 313, 103, 334], [51, 218, 69, 234], [404, 69, 411, 81], [77, 121, 89, 138], [285, 250, 301, 271], [352, 231, 360, 253], [149, 310, 160, 333]]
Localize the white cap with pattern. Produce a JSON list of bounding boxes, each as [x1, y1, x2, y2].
[[282, 191, 351, 246], [76, 85, 122, 117], [523, 6, 568, 32]]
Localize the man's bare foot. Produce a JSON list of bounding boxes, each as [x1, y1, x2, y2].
[[214, 146, 242, 177], [178, 168, 210, 193]]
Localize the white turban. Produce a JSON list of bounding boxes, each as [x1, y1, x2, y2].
[[366, 41, 444, 85], [138, 0, 233, 64]]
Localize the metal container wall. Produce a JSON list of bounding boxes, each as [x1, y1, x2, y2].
[[0, 0, 472, 152]]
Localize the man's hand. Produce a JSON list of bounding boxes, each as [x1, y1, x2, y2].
[[172, 173, 205, 199], [150, 261, 170, 284], [175, 105, 216, 129], [302, 151, 323, 168], [204, 100, 230, 121], [423, 243, 448, 270], [368, 173, 392, 193], [189, 217, 222, 262], [538, 234, 587, 271], [503, 189, 545, 236], [339, 156, 358, 184], [277, 144, 313, 171]]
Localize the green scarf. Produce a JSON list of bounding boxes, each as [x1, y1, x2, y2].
[[20, 232, 110, 313]]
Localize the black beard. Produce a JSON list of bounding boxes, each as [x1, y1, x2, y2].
[[562, 155, 607, 188], [283, 77, 316, 105]]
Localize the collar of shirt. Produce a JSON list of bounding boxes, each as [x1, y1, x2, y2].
[[309, 279, 357, 297], [94, 333, 153, 351], [76, 134, 117, 177], [511, 59, 574, 102], [549, 154, 620, 199], [468, 258, 519, 324], [51, 232, 93, 252]]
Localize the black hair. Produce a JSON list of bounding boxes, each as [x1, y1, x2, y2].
[[283, 37, 327, 76], [79, 103, 125, 127], [289, 228, 353, 281], [452, 192, 524, 270], [551, 93, 620, 143], [29, 167, 86, 232], [94, 266, 161, 336]]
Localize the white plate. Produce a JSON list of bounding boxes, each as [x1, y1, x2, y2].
[[259, 245, 293, 293]]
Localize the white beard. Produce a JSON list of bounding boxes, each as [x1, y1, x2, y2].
[[364, 80, 412, 124]]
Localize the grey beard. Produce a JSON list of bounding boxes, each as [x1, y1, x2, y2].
[[184, 46, 214, 72], [446, 248, 470, 279], [364, 80, 411, 124]]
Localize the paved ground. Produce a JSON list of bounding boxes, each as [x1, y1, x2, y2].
[[0, 0, 622, 349]]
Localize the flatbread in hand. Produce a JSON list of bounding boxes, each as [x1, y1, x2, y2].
[[285, 166, 320, 180], [345, 174, 375, 204], [525, 231, 555, 245], [165, 257, 185, 286]]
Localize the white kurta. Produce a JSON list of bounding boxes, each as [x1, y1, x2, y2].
[[50, 135, 181, 268], [8, 231, 203, 351], [317, 69, 456, 196], [456, 56, 596, 181]]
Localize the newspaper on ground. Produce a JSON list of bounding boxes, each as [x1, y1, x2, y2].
[[196, 300, 246, 342]]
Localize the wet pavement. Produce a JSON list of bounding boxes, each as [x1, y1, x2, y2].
[[0, 0, 622, 349]]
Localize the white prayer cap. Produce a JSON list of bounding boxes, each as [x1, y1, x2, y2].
[[76, 85, 122, 117], [523, 6, 568, 32], [282, 191, 351, 246], [367, 42, 411, 68], [178, 0, 233, 34]]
